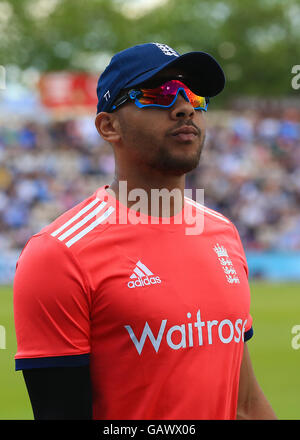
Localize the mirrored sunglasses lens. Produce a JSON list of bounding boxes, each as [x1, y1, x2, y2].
[[139, 89, 172, 106], [139, 80, 207, 109]]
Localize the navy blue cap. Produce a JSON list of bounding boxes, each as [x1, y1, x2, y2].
[[96, 42, 225, 114]]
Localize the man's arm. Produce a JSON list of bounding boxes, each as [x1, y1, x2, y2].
[[23, 365, 93, 420], [237, 343, 277, 420]]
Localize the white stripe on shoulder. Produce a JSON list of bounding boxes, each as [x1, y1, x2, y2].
[[184, 197, 230, 224], [65, 206, 115, 248], [51, 197, 101, 237], [57, 201, 107, 242]]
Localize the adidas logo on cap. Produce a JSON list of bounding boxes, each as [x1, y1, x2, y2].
[[127, 260, 161, 289]]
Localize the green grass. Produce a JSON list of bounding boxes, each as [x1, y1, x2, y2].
[[0, 282, 299, 419], [0, 285, 32, 419], [247, 282, 300, 420]]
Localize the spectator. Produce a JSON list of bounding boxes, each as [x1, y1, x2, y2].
[[0, 109, 299, 253]]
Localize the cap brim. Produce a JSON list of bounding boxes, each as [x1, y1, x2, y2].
[[125, 51, 225, 97]]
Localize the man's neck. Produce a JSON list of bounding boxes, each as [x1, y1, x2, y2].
[[106, 175, 186, 218]]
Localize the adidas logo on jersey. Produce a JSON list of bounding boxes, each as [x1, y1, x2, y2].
[[127, 260, 161, 289]]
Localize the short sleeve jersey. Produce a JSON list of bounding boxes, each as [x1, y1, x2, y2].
[[14, 185, 253, 420]]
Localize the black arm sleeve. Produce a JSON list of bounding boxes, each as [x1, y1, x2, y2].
[[22, 365, 93, 420]]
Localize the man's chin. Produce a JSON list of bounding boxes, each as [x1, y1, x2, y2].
[[152, 155, 201, 176]]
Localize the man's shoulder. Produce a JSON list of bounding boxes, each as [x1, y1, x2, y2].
[[14, 189, 109, 288], [184, 196, 233, 228], [38, 185, 115, 246], [20, 186, 114, 260], [44, 191, 103, 237]]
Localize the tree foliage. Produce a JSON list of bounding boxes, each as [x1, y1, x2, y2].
[[0, 0, 299, 100]]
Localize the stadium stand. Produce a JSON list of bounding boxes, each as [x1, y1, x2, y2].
[[0, 108, 299, 281]]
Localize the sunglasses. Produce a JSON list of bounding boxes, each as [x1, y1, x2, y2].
[[110, 79, 209, 112]]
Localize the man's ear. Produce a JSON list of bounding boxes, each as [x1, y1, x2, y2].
[[95, 112, 121, 143]]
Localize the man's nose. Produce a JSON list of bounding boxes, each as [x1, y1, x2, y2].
[[169, 93, 196, 119]]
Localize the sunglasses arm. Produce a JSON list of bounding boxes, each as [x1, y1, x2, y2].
[[110, 90, 142, 111]]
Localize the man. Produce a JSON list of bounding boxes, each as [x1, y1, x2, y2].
[[13, 43, 276, 420]]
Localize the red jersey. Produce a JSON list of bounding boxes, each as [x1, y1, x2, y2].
[[14, 185, 253, 420]]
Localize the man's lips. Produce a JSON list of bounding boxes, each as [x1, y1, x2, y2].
[[171, 126, 199, 136], [170, 125, 199, 142]]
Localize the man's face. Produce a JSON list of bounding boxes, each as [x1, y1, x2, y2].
[[113, 72, 207, 176]]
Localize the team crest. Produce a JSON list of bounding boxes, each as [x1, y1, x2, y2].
[[213, 243, 240, 284], [152, 43, 179, 57]]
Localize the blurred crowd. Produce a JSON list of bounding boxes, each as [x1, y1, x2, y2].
[[0, 107, 300, 254]]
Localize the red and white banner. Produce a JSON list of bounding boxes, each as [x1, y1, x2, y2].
[[38, 72, 98, 110]]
